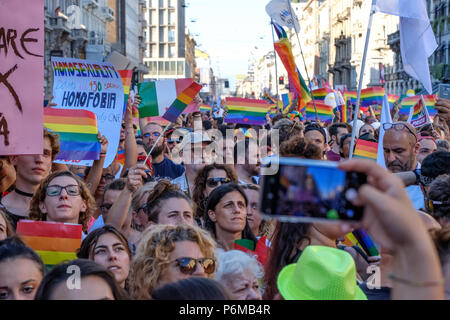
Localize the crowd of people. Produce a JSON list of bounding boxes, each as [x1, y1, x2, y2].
[[0, 93, 449, 300]]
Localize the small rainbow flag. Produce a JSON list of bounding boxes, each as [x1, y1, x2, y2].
[[387, 94, 400, 107], [162, 81, 203, 122], [344, 91, 357, 105], [338, 102, 348, 123], [360, 87, 385, 106], [311, 88, 332, 101], [118, 70, 133, 115], [399, 95, 437, 116], [353, 139, 378, 161], [408, 96, 432, 128], [224, 97, 269, 126], [304, 101, 334, 124], [115, 149, 125, 166], [200, 104, 212, 112], [44, 108, 100, 160], [281, 92, 294, 113], [17, 220, 82, 269], [352, 229, 380, 259]]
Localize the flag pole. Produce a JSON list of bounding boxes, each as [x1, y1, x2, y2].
[[270, 20, 281, 112], [349, 3, 376, 159], [286, 3, 319, 121]]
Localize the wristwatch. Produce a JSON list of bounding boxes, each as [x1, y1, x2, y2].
[[412, 168, 421, 185]]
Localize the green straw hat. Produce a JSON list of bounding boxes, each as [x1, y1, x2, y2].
[[277, 245, 367, 300]]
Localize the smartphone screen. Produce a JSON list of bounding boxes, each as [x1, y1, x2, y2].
[[260, 158, 366, 223], [438, 83, 450, 100]]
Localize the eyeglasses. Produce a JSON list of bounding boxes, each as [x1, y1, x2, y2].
[[172, 257, 216, 275], [143, 132, 161, 138], [46, 185, 81, 197], [100, 203, 113, 213], [206, 177, 231, 188], [101, 174, 115, 181], [167, 138, 182, 144], [383, 123, 417, 141]]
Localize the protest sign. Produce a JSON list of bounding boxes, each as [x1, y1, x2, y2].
[[0, 0, 44, 155], [51, 57, 124, 167]]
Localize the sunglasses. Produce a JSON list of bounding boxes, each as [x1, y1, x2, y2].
[[172, 257, 216, 275], [143, 132, 161, 138], [46, 185, 80, 197], [206, 177, 231, 188], [167, 138, 182, 144], [383, 123, 417, 141]]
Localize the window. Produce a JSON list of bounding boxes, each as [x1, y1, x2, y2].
[[170, 61, 176, 74], [159, 61, 164, 75], [169, 44, 175, 57], [168, 29, 175, 42], [159, 44, 165, 57], [159, 10, 165, 24], [150, 44, 156, 57], [159, 27, 165, 41], [177, 61, 184, 76]]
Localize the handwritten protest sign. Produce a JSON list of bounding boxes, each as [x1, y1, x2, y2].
[[51, 57, 124, 167], [0, 0, 44, 155]]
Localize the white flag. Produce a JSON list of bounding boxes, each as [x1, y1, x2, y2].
[[376, 94, 392, 168], [265, 0, 300, 33], [373, 0, 437, 94]]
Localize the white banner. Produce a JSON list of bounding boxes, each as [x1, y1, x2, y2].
[[51, 57, 124, 167]]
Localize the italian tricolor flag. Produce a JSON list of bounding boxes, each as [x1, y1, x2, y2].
[[137, 78, 196, 118]]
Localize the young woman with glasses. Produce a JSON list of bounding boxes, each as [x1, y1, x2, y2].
[[192, 164, 239, 225], [29, 171, 96, 234], [128, 223, 217, 299]]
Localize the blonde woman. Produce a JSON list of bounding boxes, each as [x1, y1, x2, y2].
[[129, 223, 217, 300], [29, 170, 96, 235]]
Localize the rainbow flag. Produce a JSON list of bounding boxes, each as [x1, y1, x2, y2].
[[353, 139, 378, 161], [118, 70, 133, 115], [234, 237, 269, 266], [224, 97, 269, 126], [408, 96, 432, 128], [44, 108, 100, 160], [360, 87, 385, 107], [162, 81, 203, 122], [269, 103, 277, 117], [115, 149, 125, 165], [311, 88, 332, 101], [281, 92, 294, 113], [274, 38, 312, 109], [352, 229, 380, 259], [344, 91, 357, 105], [17, 220, 82, 269], [138, 78, 198, 118], [387, 94, 400, 108], [399, 95, 437, 116], [272, 22, 287, 40], [199, 104, 212, 112], [304, 101, 334, 124], [338, 102, 348, 123]]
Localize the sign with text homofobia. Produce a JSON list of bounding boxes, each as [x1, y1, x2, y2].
[[51, 57, 124, 167], [0, 0, 44, 155]]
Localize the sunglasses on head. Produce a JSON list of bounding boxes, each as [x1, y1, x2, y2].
[[383, 123, 417, 141], [173, 257, 216, 275], [46, 185, 80, 197], [206, 177, 230, 188]]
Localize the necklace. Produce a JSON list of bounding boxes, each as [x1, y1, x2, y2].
[[14, 188, 34, 197]]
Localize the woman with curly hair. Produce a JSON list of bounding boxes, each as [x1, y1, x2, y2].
[[128, 223, 217, 299], [192, 164, 238, 224], [29, 170, 96, 235]]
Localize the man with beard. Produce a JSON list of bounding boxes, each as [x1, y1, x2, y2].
[[383, 122, 423, 209], [142, 122, 185, 180], [326, 123, 349, 162], [234, 138, 260, 184]]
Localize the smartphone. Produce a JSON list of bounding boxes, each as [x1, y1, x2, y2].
[[438, 83, 450, 100], [260, 157, 367, 223]]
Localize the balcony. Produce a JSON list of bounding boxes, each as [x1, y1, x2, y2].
[[83, 0, 99, 9], [49, 16, 71, 34], [101, 6, 115, 22], [71, 28, 88, 40], [387, 30, 400, 46]]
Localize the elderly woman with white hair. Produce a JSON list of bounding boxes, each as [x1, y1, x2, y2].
[[214, 250, 263, 300]]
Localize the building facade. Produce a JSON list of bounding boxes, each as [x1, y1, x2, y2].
[[142, 0, 187, 80]]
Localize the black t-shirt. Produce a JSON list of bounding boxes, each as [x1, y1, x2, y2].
[[152, 157, 185, 180], [0, 203, 25, 232], [359, 282, 391, 300]]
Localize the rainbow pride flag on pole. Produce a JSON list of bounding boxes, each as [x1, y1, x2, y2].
[[17, 220, 82, 269], [44, 108, 100, 160], [199, 104, 212, 112], [162, 81, 203, 122], [137, 78, 198, 118], [360, 87, 385, 106], [338, 102, 348, 123], [274, 38, 312, 109], [342, 229, 380, 262], [399, 94, 437, 117], [224, 97, 269, 126], [304, 101, 334, 124], [118, 70, 133, 115], [353, 139, 378, 161], [281, 92, 294, 114], [344, 91, 357, 105], [311, 88, 332, 101]]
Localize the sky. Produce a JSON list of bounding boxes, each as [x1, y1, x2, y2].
[[185, 0, 275, 91]]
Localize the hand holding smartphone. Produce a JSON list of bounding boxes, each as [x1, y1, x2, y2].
[[260, 158, 367, 223]]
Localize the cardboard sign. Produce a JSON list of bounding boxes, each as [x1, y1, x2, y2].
[[0, 0, 44, 155], [51, 57, 124, 167]]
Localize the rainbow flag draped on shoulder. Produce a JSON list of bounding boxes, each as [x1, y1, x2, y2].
[[44, 108, 100, 160], [17, 220, 82, 269], [225, 97, 269, 126]]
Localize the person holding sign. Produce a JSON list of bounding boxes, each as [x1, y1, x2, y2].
[[0, 129, 60, 230], [28, 170, 96, 235]]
